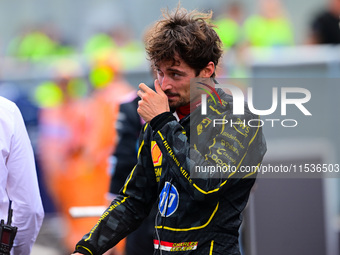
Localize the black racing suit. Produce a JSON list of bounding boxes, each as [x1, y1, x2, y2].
[[75, 89, 267, 255]]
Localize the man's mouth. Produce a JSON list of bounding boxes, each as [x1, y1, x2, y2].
[[166, 93, 178, 100]]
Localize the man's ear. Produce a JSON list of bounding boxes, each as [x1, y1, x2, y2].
[[199, 61, 215, 78]]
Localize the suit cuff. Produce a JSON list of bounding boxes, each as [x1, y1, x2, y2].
[[150, 112, 176, 132], [74, 240, 98, 255]]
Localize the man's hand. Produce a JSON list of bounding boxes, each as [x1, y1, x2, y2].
[[137, 80, 170, 123]]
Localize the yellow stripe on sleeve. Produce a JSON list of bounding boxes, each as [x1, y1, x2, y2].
[[209, 240, 214, 255], [76, 245, 93, 255]]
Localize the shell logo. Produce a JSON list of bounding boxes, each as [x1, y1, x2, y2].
[[151, 141, 163, 167]]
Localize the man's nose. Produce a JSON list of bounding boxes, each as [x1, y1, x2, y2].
[[160, 75, 172, 91]]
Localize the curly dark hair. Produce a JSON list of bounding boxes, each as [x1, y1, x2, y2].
[[144, 7, 223, 77]]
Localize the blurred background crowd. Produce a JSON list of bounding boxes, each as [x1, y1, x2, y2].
[[0, 0, 340, 254]]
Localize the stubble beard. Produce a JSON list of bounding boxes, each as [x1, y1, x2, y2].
[[169, 97, 190, 111]]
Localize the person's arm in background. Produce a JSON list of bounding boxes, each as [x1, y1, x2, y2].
[[6, 102, 44, 254], [109, 95, 142, 198]]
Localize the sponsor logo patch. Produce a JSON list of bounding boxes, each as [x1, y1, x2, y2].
[[151, 141, 163, 167], [154, 240, 198, 252], [158, 182, 179, 217]]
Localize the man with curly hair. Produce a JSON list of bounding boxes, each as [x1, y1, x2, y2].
[[73, 7, 266, 255]]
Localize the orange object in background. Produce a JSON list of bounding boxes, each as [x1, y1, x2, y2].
[[37, 76, 133, 253], [38, 96, 117, 252], [35, 49, 134, 252]]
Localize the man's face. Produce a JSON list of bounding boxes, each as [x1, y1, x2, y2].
[[155, 58, 197, 109]]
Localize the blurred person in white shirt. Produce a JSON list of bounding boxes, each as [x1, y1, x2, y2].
[[0, 96, 44, 254]]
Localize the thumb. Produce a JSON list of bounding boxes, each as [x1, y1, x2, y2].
[[154, 79, 165, 95]]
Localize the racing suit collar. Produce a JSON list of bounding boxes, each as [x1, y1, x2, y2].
[[175, 99, 201, 120]]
